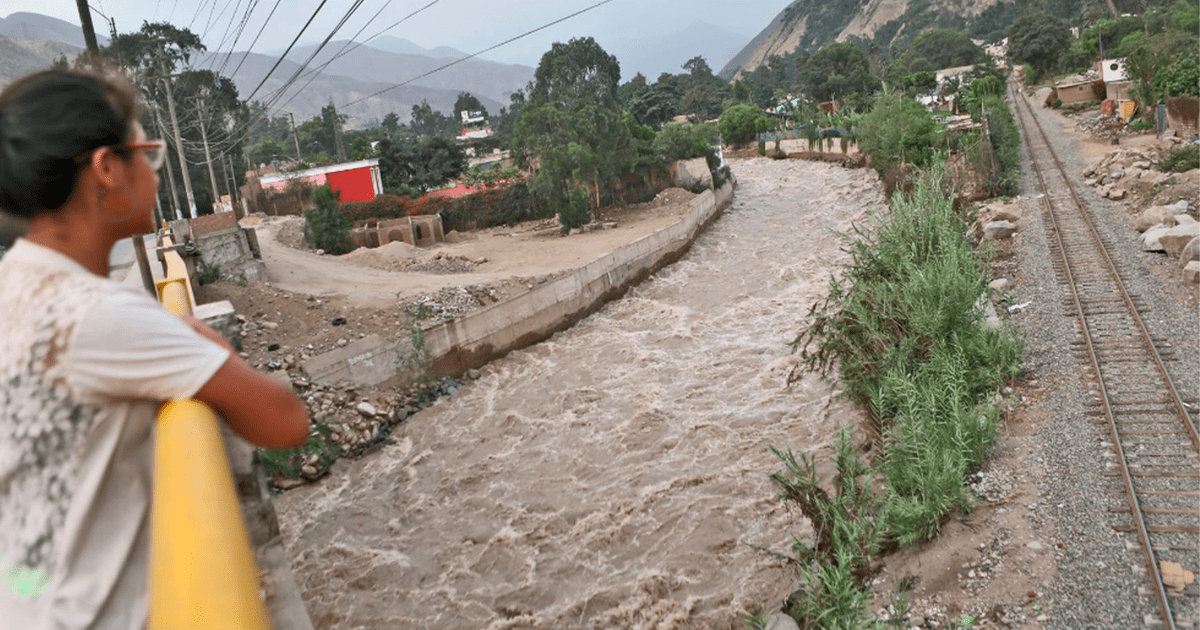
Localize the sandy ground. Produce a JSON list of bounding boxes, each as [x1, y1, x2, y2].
[[242, 188, 699, 310]]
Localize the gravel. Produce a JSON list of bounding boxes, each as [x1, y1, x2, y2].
[[1008, 90, 1200, 629]]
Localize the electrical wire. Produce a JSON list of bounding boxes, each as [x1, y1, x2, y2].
[[340, 0, 617, 107], [242, 0, 332, 103]]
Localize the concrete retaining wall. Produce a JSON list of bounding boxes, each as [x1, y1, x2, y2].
[[425, 181, 735, 376], [302, 181, 735, 386]]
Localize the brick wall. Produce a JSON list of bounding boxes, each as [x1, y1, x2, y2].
[[190, 211, 238, 235]]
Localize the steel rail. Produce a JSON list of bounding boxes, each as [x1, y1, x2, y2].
[[1007, 79, 1188, 630]]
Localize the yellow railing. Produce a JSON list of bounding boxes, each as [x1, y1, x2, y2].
[[148, 230, 271, 629]]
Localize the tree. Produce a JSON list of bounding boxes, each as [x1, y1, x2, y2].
[[856, 90, 942, 178], [453, 92, 489, 123], [628, 81, 682, 128], [411, 137, 467, 192], [893, 29, 984, 74], [409, 100, 457, 139], [798, 43, 879, 103], [304, 185, 351, 254], [514, 37, 633, 232], [381, 112, 401, 139], [718, 103, 772, 145], [1007, 10, 1072, 80]]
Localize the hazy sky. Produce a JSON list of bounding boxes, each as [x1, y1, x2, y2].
[[7, 0, 788, 67]]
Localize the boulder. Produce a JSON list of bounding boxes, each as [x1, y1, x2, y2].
[[356, 401, 377, 417], [1176, 215, 1197, 226], [1135, 206, 1178, 232], [1184, 261, 1200, 284], [993, 208, 1022, 223], [1143, 225, 1171, 252], [989, 278, 1013, 292], [765, 612, 801, 630], [1160, 223, 1200, 258], [1178, 237, 1199, 271], [1166, 200, 1190, 214], [984, 220, 1017, 240], [1140, 170, 1169, 187], [1106, 188, 1127, 201], [674, 157, 712, 191]]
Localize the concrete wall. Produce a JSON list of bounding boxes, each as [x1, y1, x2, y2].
[[778, 137, 861, 155], [1166, 97, 1199, 139], [425, 181, 735, 377], [303, 182, 736, 386]]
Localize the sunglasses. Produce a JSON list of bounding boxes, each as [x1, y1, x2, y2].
[[121, 140, 167, 171]]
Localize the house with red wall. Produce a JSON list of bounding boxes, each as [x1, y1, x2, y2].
[[258, 159, 383, 203]]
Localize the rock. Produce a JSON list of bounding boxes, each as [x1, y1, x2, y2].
[[356, 402, 377, 417], [1106, 188, 1127, 200], [1184, 261, 1200, 284], [1178, 238, 1199, 271], [300, 464, 318, 479], [262, 321, 279, 330], [1136, 206, 1178, 232], [992, 208, 1021, 223], [983, 221, 1017, 240], [765, 611, 800, 630], [1160, 223, 1200, 258], [1027, 541, 1046, 551], [1143, 225, 1171, 252], [467, 368, 481, 380], [1165, 200, 1190, 214], [444, 230, 461, 244], [1177, 215, 1197, 226], [336, 338, 348, 347], [275, 478, 304, 490]]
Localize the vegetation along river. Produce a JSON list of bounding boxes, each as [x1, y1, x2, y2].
[[275, 158, 886, 629]]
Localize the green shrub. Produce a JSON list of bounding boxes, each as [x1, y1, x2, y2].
[[197, 263, 220, 285], [1128, 118, 1155, 132], [1158, 144, 1199, 173], [981, 95, 1021, 197], [304, 185, 351, 254], [720, 103, 773, 145], [856, 90, 942, 179]]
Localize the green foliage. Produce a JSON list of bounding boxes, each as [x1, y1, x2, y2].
[[453, 92, 489, 121], [259, 418, 341, 481], [856, 90, 942, 178], [979, 95, 1021, 197], [1158, 145, 1200, 173], [304, 185, 351, 254], [376, 135, 467, 192], [719, 103, 773, 145], [197, 263, 220, 285], [893, 28, 984, 74], [897, 71, 937, 96], [771, 431, 881, 629], [653, 123, 713, 163], [1127, 118, 1155, 132], [799, 42, 879, 104], [1155, 47, 1200, 98], [515, 37, 634, 232], [1007, 10, 1072, 76]]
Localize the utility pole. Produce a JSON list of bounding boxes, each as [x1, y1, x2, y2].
[[330, 99, 347, 162], [198, 98, 222, 213], [155, 109, 182, 220], [74, 0, 99, 56], [162, 60, 197, 218], [288, 112, 302, 161]]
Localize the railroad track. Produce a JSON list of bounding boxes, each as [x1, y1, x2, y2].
[[1008, 80, 1200, 629]]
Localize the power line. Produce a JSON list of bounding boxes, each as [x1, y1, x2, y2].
[[340, 0, 617, 108], [242, 0, 331, 103], [227, 0, 284, 78]]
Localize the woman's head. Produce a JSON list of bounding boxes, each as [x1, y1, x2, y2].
[[0, 65, 142, 219]]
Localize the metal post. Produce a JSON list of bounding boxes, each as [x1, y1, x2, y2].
[[162, 60, 197, 218], [198, 99, 222, 213], [74, 0, 99, 56], [131, 235, 156, 295], [156, 109, 182, 220]]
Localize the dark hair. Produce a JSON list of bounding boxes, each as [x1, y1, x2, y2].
[[0, 65, 140, 218]]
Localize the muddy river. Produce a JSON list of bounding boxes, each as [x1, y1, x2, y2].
[[275, 158, 885, 629]]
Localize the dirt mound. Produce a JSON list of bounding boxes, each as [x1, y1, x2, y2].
[[270, 216, 310, 251]]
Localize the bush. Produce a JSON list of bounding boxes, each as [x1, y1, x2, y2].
[[856, 90, 943, 179], [1158, 144, 1200, 173], [719, 103, 773, 145], [1127, 118, 1155, 132], [304, 185, 351, 253], [981, 95, 1021, 197]]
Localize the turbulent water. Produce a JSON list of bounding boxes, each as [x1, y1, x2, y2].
[[275, 158, 886, 630]]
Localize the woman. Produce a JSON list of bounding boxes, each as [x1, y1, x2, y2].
[[0, 65, 311, 627]]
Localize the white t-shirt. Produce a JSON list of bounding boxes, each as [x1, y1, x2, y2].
[[0, 238, 230, 629]]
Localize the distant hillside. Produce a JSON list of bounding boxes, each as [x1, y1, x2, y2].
[[0, 12, 108, 49], [0, 35, 84, 89], [365, 35, 467, 60], [199, 44, 526, 126], [720, 0, 1025, 79]]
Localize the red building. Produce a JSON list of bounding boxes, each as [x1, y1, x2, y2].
[[258, 159, 383, 203]]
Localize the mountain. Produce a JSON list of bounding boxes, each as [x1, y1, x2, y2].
[[0, 36, 84, 89], [611, 20, 747, 81], [197, 43, 532, 126], [0, 12, 108, 49], [720, 0, 1017, 79], [364, 35, 467, 60]]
